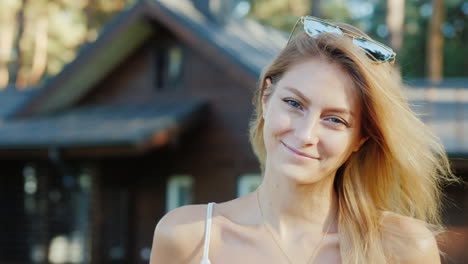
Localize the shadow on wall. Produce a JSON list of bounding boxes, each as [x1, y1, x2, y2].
[[441, 227, 468, 263]]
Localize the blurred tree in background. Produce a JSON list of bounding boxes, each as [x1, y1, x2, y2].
[[0, 0, 466, 90], [0, 0, 136, 89], [246, 0, 468, 80]]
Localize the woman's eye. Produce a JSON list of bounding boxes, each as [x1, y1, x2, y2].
[[326, 117, 348, 126], [329, 117, 343, 123], [284, 99, 302, 109]]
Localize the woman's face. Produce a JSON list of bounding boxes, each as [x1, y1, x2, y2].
[[262, 57, 367, 184]]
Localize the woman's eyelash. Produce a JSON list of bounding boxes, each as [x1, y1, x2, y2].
[[326, 117, 349, 126], [282, 99, 350, 127], [283, 99, 302, 109]]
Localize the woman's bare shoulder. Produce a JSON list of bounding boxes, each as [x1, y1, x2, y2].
[[380, 211, 441, 264], [157, 204, 208, 230], [149, 204, 209, 264]]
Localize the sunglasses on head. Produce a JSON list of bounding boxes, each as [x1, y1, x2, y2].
[[289, 16, 396, 65]]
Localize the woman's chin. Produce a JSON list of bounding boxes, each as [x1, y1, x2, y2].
[[277, 164, 326, 185]]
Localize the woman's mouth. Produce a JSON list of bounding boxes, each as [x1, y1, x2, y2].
[[280, 141, 320, 160]]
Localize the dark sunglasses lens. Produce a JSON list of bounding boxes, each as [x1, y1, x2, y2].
[[303, 19, 343, 38], [352, 38, 393, 62]]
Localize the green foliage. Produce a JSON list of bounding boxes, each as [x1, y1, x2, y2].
[[0, 0, 137, 88], [2, 0, 466, 88], [443, 1, 468, 77], [395, 0, 468, 78], [247, 0, 468, 78], [248, 0, 310, 31]]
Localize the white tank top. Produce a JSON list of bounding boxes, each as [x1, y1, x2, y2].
[[200, 202, 216, 264]]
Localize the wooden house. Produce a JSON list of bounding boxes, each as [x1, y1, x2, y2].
[[0, 0, 284, 263], [0, 0, 465, 263]]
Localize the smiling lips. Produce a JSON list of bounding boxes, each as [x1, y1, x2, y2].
[[281, 141, 320, 160]]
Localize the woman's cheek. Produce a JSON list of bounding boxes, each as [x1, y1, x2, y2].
[[323, 132, 354, 157], [265, 98, 297, 128], [270, 112, 292, 135]]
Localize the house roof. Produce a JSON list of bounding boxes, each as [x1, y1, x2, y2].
[[0, 0, 465, 158], [405, 80, 468, 157], [11, 0, 286, 118], [0, 0, 285, 156], [409, 102, 467, 157], [0, 87, 39, 119], [152, 0, 287, 75], [0, 100, 207, 152]]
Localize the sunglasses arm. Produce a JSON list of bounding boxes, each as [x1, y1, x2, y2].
[[287, 17, 304, 44]]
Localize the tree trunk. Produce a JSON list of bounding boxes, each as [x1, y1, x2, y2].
[[427, 0, 445, 84], [28, 16, 48, 86], [10, 0, 28, 88], [310, 0, 321, 17], [0, 24, 15, 89], [288, 0, 306, 16], [386, 0, 405, 54]]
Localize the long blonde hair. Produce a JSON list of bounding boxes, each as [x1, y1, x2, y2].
[[249, 24, 457, 263]]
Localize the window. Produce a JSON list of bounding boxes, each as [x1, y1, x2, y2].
[[167, 45, 183, 87], [103, 188, 128, 262], [11, 163, 94, 263], [23, 165, 38, 215], [166, 175, 194, 212], [237, 174, 262, 197], [154, 41, 184, 91]]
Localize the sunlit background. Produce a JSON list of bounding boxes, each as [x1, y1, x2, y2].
[[0, 0, 467, 90], [0, 0, 466, 263]]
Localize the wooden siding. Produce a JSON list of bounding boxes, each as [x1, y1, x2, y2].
[[70, 30, 261, 263]]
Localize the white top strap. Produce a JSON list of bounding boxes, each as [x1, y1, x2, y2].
[[200, 202, 216, 264]]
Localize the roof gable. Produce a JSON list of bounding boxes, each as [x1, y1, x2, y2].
[[0, 100, 207, 152], [12, 0, 286, 118]]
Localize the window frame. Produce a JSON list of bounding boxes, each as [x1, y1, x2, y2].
[[237, 173, 262, 197], [166, 174, 194, 212]]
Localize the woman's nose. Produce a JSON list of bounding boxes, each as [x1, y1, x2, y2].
[[294, 115, 320, 146]]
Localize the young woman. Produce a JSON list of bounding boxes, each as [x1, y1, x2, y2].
[[149, 16, 456, 264]]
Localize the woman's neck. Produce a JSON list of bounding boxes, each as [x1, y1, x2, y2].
[[257, 167, 339, 237]]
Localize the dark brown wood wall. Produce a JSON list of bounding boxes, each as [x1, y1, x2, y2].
[[78, 31, 262, 198], [441, 168, 468, 264], [77, 33, 262, 263], [77, 40, 159, 106]]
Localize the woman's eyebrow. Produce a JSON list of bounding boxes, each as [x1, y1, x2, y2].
[[325, 108, 355, 117], [284, 86, 311, 104], [284, 86, 355, 117]]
